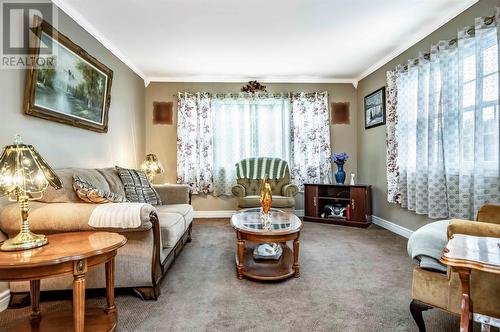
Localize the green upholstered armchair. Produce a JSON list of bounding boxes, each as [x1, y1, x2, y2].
[[231, 157, 299, 210], [410, 205, 500, 332]]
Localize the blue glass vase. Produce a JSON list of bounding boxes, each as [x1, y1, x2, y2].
[[335, 162, 346, 184]]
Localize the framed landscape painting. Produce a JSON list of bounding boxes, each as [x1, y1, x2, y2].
[[24, 16, 113, 133], [364, 87, 386, 129]]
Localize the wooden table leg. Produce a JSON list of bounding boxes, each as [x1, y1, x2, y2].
[[237, 232, 244, 280], [293, 235, 300, 278], [105, 258, 117, 314], [456, 267, 473, 332], [29, 279, 41, 321], [73, 259, 87, 332]]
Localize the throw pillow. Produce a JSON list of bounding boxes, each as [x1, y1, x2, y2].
[[115, 166, 162, 205], [73, 175, 127, 204]]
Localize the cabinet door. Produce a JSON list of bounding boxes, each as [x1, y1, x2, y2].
[[350, 187, 367, 222], [304, 185, 319, 217]]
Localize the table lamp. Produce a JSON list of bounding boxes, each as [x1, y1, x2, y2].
[[140, 154, 164, 183], [0, 135, 62, 251]]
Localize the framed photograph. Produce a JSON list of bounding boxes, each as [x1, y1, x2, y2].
[[364, 87, 386, 129], [24, 16, 113, 133]]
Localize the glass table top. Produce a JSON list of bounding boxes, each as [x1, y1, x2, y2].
[[231, 208, 302, 233]]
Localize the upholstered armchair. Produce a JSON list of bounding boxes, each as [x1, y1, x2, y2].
[[410, 205, 500, 332], [231, 157, 299, 210]]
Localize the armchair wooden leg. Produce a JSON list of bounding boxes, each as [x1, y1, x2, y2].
[[410, 299, 433, 332]]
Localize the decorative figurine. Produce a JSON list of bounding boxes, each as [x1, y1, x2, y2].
[[259, 175, 273, 230], [350, 173, 356, 185], [260, 175, 272, 214]]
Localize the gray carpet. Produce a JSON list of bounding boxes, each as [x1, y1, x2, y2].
[[0, 219, 472, 331]]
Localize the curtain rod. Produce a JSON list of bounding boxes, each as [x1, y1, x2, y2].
[[401, 15, 495, 71], [172, 91, 327, 98]]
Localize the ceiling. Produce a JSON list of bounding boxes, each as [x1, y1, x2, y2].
[[54, 0, 477, 86]]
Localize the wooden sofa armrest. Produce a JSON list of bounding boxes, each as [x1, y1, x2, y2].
[[447, 219, 500, 239], [231, 184, 246, 197], [154, 184, 192, 205]]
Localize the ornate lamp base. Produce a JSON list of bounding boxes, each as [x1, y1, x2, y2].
[[1, 230, 48, 251]]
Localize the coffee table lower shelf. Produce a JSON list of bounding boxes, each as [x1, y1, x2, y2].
[[235, 244, 295, 281]]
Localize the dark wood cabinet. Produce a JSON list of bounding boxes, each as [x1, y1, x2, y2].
[[303, 184, 372, 228]]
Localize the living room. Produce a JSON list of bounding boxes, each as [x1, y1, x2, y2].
[[0, 0, 498, 331]]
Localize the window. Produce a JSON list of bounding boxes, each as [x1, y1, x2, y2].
[[460, 31, 498, 171], [211, 95, 291, 195]]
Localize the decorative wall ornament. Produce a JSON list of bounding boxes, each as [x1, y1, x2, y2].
[[331, 102, 350, 124], [241, 80, 267, 93], [153, 101, 173, 124]]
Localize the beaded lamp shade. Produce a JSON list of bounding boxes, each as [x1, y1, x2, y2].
[[0, 135, 62, 251]]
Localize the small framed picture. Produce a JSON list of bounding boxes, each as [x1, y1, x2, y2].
[[364, 87, 386, 129]]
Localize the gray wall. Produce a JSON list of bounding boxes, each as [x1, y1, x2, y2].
[[0, 9, 146, 170], [356, 0, 499, 231], [145, 82, 357, 211]]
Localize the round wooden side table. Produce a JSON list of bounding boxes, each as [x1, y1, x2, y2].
[[0, 231, 127, 332]]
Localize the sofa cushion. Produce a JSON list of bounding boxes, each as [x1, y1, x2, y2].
[[157, 204, 193, 229], [73, 175, 127, 204], [237, 195, 295, 208], [157, 211, 185, 248], [97, 168, 126, 197], [116, 167, 162, 205], [39, 168, 109, 203], [0, 201, 152, 237]]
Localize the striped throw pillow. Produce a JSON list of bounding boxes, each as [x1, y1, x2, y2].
[[73, 175, 127, 204], [115, 167, 162, 205]]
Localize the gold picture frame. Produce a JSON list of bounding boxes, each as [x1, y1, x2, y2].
[[24, 16, 113, 133]]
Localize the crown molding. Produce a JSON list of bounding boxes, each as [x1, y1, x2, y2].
[[355, 0, 478, 83], [51, 0, 147, 81], [147, 76, 358, 87], [53, 0, 476, 88]]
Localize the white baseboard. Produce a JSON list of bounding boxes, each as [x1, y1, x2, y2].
[[193, 210, 236, 218], [0, 289, 10, 312], [372, 215, 413, 238], [193, 209, 305, 218]]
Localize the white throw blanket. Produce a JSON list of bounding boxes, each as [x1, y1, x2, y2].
[[88, 203, 155, 229]]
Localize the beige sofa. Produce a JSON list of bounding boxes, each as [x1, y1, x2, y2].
[[0, 167, 193, 301]]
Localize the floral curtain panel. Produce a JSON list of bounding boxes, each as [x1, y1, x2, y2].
[[386, 70, 400, 204], [211, 93, 291, 196], [386, 10, 500, 219], [176, 92, 214, 194], [290, 92, 332, 190]]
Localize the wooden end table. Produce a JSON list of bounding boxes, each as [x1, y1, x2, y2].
[[230, 209, 302, 281], [440, 234, 500, 332], [0, 231, 127, 332]]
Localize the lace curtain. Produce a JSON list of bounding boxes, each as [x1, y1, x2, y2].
[[176, 92, 214, 194], [211, 93, 291, 196], [290, 92, 332, 190], [387, 11, 500, 219]]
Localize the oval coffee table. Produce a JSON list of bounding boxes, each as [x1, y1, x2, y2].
[[0, 231, 127, 332], [230, 209, 302, 281]]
